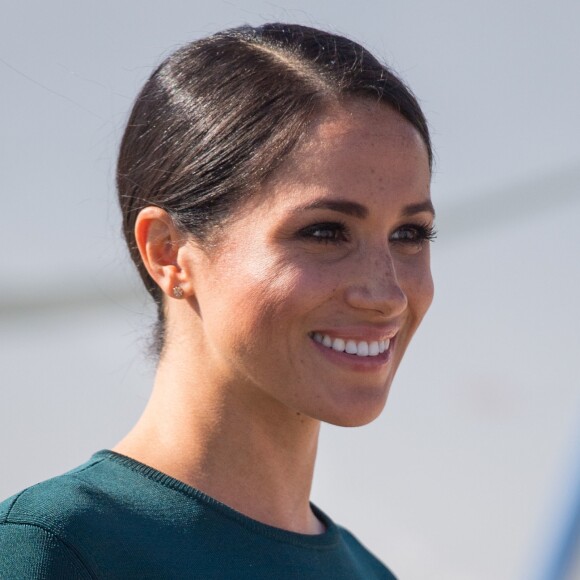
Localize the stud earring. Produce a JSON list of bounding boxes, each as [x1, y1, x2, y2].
[[172, 286, 184, 299]]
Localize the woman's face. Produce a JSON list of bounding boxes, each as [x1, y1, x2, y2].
[[184, 101, 434, 427]]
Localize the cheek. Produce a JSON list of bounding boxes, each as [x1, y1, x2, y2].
[[207, 257, 305, 344], [247, 262, 329, 326], [212, 263, 321, 390], [399, 252, 434, 320], [232, 261, 340, 366], [200, 242, 346, 364]]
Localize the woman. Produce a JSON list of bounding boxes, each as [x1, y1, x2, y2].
[[0, 23, 434, 578]]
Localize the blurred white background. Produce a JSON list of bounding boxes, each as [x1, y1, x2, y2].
[[1, 2, 579, 579]]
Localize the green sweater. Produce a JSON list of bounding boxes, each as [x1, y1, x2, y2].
[[0, 450, 396, 579]]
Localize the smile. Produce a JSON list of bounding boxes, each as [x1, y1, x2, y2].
[[310, 332, 391, 357]]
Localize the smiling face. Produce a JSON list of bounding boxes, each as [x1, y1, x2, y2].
[[180, 101, 434, 427]]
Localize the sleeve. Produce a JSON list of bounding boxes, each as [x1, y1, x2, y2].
[[0, 522, 93, 579]]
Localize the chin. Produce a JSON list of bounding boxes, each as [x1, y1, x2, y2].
[[316, 385, 392, 428]]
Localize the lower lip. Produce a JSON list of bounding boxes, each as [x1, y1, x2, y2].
[[309, 336, 394, 372]]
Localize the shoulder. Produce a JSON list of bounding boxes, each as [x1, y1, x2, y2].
[[0, 453, 114, 578], [0, 450, 222, 577], [0, 490, 97, 578], [0, 454, 107, 536], [0, 516, 94, 578]]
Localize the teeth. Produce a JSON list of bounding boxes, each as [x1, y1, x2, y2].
[[332, 338, 345, 352], [345, 340, 358, 354], [312, 333, 391, 357], [356, 342, 369, 357]]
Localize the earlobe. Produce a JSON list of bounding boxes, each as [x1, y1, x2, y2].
[[134, 207, 194, 300]]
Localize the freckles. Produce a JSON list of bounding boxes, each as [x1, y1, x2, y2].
[[371, 253, 385, 271], [407, 267, 434, 310], [397, 254, 432, 297]]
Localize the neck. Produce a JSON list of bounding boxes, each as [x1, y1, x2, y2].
[[114, 341, 323, 535]]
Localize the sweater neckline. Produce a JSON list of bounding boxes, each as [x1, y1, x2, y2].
[[91, 449, 340, 549]]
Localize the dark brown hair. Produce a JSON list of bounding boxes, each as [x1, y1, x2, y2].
[[117, 23, 432, 357]]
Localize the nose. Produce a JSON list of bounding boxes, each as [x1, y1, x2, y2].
[[343, 250, 408, 318]]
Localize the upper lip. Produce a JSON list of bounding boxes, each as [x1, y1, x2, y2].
[[309, 326, 400, 342]]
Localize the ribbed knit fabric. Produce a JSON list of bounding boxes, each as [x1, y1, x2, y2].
[[0, 450, 396, 579]]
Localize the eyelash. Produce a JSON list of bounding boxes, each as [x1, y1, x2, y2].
[[299, 221, 350, 243], [298, 221, 437, 246], [391, 223, 438, 245]]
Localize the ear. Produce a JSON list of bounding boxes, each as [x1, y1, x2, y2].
[[134, 207, 195, 300]]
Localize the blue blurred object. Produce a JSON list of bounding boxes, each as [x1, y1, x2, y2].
[[538, 425, 580, 580]]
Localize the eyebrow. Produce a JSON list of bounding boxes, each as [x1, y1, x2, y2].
[[297, 199, 368, 219], [401, 200, 436, 218], [295, 198, 435, 219]]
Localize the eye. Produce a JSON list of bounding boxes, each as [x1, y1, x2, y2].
[[298, 221, 350, 244], [391, 223, 437, 250]]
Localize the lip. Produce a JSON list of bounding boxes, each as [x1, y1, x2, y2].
[[308, 331, 396, 372]]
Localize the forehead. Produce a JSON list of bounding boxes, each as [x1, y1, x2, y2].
[[257, 101, 431, 211], [305, 100, 428, 160]]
